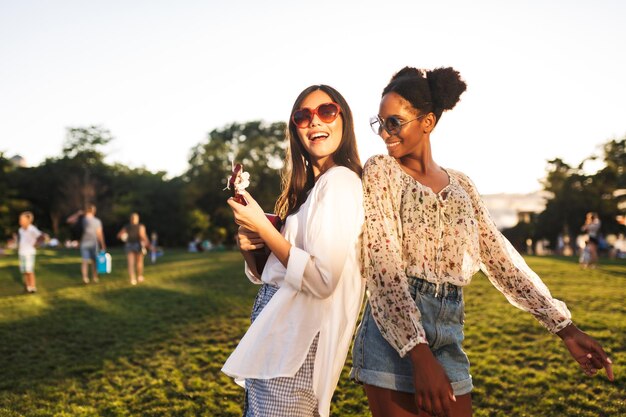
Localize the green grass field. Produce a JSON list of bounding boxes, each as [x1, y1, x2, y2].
[[0, 249, 624, 417]]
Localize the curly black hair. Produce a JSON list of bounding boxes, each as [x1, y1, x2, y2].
[[382, 66, 467, 125]]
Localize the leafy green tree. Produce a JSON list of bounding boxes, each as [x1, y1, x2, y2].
[[4, 125, 192, 245], [104, 165, 189, 246], [502, 216, 537, 253], [0, 154, 12, 239], [536, 137, 625, 246], [188, 209, 211, 239], [9, 149, 113, 240], [6, 126, 115, 238], [185, 121, 287, 243], [0, 154, 30, 240], [62, 126, 113, 161], [604, 138, 626, 182], [61, 125, 113, 210], [2, 120, 292, 247], [8, 159, 64, 237], [599, 137, 626, 232]]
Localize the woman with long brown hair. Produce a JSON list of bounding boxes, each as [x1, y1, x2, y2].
[[222, 84, 365, 417]]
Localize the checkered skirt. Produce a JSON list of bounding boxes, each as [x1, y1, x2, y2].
[[243, 284, 320, 417]]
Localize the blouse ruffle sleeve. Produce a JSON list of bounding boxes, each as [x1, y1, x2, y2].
[[362, 156, 428, 357], [456, 172, 572, 333], [284, 167, 364, 299]]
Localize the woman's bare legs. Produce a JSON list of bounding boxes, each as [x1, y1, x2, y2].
[[127, 252, 137, 284], [589, 242, 599, 267], [364, 384, 472, 417], [136, 252, 145, 282]]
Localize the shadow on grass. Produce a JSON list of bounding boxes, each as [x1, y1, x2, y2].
[[0, 250, 83, 297], [0, 271, 254, 394], [594, 264, 626, 280], [0, 249, 222, 298], [9, 265, 22, 286], [0, 250, 261, 416]]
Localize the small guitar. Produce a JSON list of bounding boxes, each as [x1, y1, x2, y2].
[[228, 163, 249, 206], [227, 162, 283, 273]]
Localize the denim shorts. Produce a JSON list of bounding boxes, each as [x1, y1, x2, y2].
[[19, 254, 36, 273], [125, 242, 143, 254], [80, 245, 97, 261], [350, 276, 473, 396]]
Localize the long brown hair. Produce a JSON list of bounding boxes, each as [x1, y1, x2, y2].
[[274, 85, 362, 219]]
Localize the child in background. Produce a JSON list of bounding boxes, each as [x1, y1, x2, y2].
[[150, 232, 159, 264], [18, 211, 47, 293]]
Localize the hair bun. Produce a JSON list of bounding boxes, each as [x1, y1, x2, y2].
[[426, 67, 467, 111], [390, 66, 425, 83]]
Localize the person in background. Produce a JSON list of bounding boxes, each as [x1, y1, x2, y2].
[[17, 211, 47, 293], [68, 204, 106, 284], [581, 212, 601, 268], [150, 231, 159, 264], [117, 212, 150, 285]]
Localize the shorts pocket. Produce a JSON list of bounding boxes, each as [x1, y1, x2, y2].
[[409, 284, 424, 309]]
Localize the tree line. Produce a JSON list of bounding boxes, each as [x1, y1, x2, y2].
[[1, 123, 624, 250], [502, 138, 626, 251], [0, 122, 286, 247]]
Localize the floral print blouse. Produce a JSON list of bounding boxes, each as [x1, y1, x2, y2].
[[361, 154, 572, 358]]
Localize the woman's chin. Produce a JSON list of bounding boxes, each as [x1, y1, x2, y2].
[[386, 146, 402, 158]]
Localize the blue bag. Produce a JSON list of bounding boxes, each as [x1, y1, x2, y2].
[[96, 251, 112, 274]]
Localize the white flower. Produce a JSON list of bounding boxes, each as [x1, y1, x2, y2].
[[235, 171, 250, 193], [224, 166, 250, 194]]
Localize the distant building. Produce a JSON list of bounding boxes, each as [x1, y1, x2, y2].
[[481, 191, 549, 230], [517, 210, 537, 225], [9, 155, 27, 168]]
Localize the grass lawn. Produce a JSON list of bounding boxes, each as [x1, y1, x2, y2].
[[0, 249, 624, 416]]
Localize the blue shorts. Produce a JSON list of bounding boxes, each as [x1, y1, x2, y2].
[[350, 276, 473, 396], [19, 254, 36, 273], [125, 242, 143, 254], [80, 246, 97, 261]]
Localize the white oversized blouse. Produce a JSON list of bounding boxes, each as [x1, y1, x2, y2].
[[361, 155, 572, 358], [222, 166, 365, 417]]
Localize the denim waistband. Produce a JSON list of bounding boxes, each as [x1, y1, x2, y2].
[[407, 276, 463, 302], [261, 282, 280, 292]]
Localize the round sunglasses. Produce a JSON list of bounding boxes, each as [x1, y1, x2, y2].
[[292, 102, 341, 128], [370, 113, 427, 136]]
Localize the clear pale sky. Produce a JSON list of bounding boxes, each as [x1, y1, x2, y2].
[[1, 0, 625, 194]]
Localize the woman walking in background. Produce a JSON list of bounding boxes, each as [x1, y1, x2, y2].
[[351, 67, 614, 417], [580, 211, 601, 268], [222, 84, 365, 417], [117, 213, 150, 285]]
